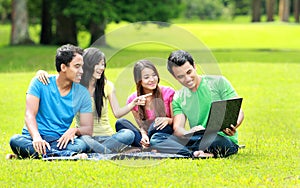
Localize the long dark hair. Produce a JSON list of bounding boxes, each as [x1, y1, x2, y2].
[[81, 47, 106, 118], [133, 60, 166, 121]]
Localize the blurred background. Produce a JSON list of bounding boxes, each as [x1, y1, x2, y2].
[[0, 0, 299, 47]]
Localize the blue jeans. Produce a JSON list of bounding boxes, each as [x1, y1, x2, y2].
[[150, 133, 239, 158], [115, 118, 173, 147], [79, 129, 134, 153], [9, 134, 87, 159]]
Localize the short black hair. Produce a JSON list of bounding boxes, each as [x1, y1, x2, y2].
[[167, 50, 194, 75], [55, 44, 83, 72]]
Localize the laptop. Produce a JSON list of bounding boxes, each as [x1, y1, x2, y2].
[[184, 98, 243, 137]]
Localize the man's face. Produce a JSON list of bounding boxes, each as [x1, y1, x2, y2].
[[172, 61, 199, 91], [65, 53, 84, 83]]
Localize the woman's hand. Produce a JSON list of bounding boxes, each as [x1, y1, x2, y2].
[[140, 134, 150, 148], [36, 70, 50, 85], [131, 93, 152, 107], [154, 117, 170, 130]]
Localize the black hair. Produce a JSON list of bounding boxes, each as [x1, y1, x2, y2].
[[81, 47, 106, 118], [55, 44, 83, 72], [167, 50, 194, 75]]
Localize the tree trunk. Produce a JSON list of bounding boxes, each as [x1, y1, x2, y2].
[[251, 0, 261, 22], [10, 0, 34, 45], [55, 14, 77, 45], [40, 0, 53, 44], [266, 0, 275, 21], [294, 0, 300, 23], [279, 0, 290, 22], [89, 21, 107, 47]]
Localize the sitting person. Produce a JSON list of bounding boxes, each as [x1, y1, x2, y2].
[[150, 50, 244, 158], [116, 60, 175, 150], [36, 48, 147, 154], [8, 44, 93, 159]]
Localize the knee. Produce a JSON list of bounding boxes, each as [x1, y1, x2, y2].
[[150, 133, 165, 146], [115, 118, 127, 130], [9, 134, 22, 148], [118, 129, 135, 145]]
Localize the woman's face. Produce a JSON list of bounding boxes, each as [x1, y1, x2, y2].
[[92, 59, 105, 79], [141, 67, 158, 92]]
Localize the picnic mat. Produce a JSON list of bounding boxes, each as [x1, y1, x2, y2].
[[42, 152, 187, 161]]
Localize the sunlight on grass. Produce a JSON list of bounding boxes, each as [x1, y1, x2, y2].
[[0, 62, 299, 187]]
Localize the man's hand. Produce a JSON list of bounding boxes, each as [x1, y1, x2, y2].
[[222, 124, 236, 136], [189, 125, 205, 132], [32, 138, 51, 155], [57, 128, 77, 149]]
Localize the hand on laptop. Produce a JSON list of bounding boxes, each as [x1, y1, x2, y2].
[[189, 125, 205, 133], [223, 124, 236, 136]]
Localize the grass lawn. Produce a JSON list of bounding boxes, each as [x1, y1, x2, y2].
[[0, 19, 299, 187]]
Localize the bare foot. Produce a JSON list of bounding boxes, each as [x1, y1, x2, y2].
[[73, 153, 88, 159], [6, 153, 17, 160], [193, 150, 213, 158]]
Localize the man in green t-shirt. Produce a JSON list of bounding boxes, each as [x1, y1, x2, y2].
[[150, 50, 244, 158]]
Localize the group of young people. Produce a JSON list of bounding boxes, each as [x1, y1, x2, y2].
[[7, 44, 244, 160]]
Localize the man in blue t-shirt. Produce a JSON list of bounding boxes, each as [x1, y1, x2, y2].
[[8, 44, 93, 159], [150, 50, 244, 158]]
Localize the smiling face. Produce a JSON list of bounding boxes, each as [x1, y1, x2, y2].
[[64, 53, 84, 83], [141, 67, 158, 93], [92, 59, 105, 80], [172, 61, 200, 92]]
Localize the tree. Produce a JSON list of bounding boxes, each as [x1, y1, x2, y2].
[[10, 0, 34, 45], [251, 0, 261, 22], [54, 1, 77, 45], [40, 0, 53, 44], [266, 0, 275, 21], [279, 0, 290, 22], [47, 0, 182, 46], [294, 0, 300, 23], [0, 0, 11, 23]]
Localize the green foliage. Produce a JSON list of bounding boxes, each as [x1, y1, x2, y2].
[[0, 0, 11, 23], [182, 0, 225, 20]]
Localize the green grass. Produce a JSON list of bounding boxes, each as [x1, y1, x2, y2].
[[0, 19, 299, 187]]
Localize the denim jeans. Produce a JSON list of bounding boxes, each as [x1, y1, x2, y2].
[[9, 134, 87, 159], [79, 129, 134, 154], [115, 118, 173, 147], [150, 133, 239, 158]]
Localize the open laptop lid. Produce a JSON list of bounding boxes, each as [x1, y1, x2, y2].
[[183, 98, 243, 137], [206, 97, 243, 132]]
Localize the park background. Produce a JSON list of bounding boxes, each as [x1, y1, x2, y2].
[[0, 0, 299, 187]]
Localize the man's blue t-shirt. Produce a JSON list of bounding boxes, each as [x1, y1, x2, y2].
[[22, 76, 92, 138]]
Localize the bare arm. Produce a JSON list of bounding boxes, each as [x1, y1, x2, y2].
[[108, 88, 135, 118], [77, 113, 93, 136], [173, 113, 188, 137], [25, 94, 50, 154], [132, 110, 150, 148], [109, 89, 151, 118]]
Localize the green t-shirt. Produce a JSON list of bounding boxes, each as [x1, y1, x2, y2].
[[172, 75, 239, 144]]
